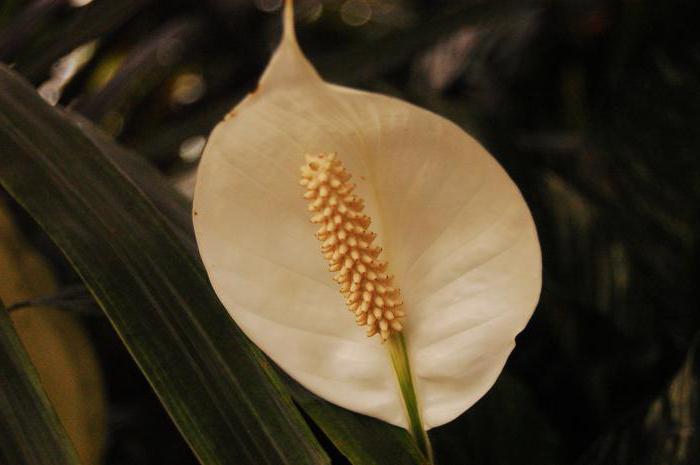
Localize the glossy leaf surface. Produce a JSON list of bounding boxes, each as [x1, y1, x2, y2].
[[0, 64, 328, 465]]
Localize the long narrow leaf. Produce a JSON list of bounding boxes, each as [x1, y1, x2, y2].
[[285, 376, 427, 465], [0, 301, 81, 465], [0, 64, 328, 465], [71, 113, 195, 251]]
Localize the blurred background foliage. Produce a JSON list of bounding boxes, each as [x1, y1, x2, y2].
[[0, 0, 699, 464]]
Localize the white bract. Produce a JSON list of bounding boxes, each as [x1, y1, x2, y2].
[[193, 2, 541, 429]]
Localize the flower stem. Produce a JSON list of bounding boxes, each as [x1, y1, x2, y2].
[[387, 332, 434, 464]]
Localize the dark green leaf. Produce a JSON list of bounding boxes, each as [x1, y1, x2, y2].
[[70, 113, 195, 251], [0, 63, 328, 465], [0, 300, 81, 465], [285, 375, 427, 465]]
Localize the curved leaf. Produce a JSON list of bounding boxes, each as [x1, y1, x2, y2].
[[0, 63, 328, 465]]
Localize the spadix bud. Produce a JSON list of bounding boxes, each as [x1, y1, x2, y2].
[[300, 153, 404, 341]]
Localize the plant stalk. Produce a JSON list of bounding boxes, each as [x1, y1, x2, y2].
[[387, 332, 434, 464]]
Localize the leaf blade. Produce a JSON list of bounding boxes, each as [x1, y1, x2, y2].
[[285, 375, 428, 465], [0, 64, 328, 465], [0, 62, 426, 465]]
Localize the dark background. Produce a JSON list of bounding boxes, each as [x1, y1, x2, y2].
[[1, 0, 699, 464]]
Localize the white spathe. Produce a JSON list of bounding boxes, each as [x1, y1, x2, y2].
[[192, 3, 541, 429]]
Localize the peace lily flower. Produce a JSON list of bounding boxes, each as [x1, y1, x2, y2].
[[192, 1, 541, 461]]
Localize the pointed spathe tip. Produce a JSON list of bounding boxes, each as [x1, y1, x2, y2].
[[255, 0, 321, 89], [283, 0, 296, 41]]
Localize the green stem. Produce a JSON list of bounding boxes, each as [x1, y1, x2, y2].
[[387, 332, 434, 464]]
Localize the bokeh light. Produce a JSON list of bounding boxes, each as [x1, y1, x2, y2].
[[340, 0, 372, 27]]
